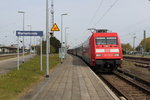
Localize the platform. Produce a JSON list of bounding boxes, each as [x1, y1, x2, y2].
[[21, 55, 119, 100]]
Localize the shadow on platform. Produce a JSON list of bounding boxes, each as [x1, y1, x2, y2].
[[71, 55, 87, 67]]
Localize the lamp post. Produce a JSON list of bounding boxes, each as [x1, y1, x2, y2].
[[129, 33, 136, 51], [18, 11, 25, 63], [27, 25, 32, 55], [61, 13, 68, 63], [4, 36, 7, 46], [46, 0, 50, 77], [65, 27, 69, 50], [143, 30, 146, 56], [133, 35, 136, 51]]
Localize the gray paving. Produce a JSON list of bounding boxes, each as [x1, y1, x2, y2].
[[0, 54, 34, 75], [21, 55, 119, 100]]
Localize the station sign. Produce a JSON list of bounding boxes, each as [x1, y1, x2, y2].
[[51, 23, 60, 31], [16, 31, 43, 36]]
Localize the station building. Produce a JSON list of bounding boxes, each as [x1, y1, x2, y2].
[[0, 46, 17, 54]]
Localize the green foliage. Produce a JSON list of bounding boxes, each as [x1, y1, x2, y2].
[[122, 43, 133, 53], [50, 37, 61, 53], [36, 42, 56, 54], [138, 37, 150, 52], [0, 55, 59, 100], [123, 60, 135, 66], [50, 45, 56, 53], [36, 37, 61, 54]]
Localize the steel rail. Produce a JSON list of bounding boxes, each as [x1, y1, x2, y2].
[[98, 70, 150, 100], [113, 71, 150, 94], [99, 74, 130, 100], [117, 69, 150, 85], [123, 56, 150, 61]]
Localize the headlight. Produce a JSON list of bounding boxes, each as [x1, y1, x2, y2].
[[96, 54, 102, 57], [114, 54, 119, 56]]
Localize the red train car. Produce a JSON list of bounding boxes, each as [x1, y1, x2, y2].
[[69, 29, 123, 72]]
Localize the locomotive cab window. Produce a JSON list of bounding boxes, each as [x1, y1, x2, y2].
[[96, 37, 117, 45], [96, 37, 106, 45], [106, 37, 117, 45]]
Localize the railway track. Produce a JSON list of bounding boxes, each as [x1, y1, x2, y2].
[[98, 69, 150, 100], [124, 57, 150, 70], [123, 56, 150, 62]]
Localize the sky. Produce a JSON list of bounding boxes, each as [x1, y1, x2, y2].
[[0, 0, 150, 48]]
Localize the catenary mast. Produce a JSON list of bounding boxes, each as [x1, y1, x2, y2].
[[50, 0, 54, 36]]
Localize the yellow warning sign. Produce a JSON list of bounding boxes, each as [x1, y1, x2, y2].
[[51, 23, 60, 31]]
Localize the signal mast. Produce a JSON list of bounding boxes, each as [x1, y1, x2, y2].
[[50, 0, 54, 36]]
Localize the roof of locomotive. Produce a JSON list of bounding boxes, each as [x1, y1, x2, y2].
[[92, 32, 118, 37]]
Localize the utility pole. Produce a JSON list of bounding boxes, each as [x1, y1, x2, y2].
[[18, 11, 25, 63], [50, 0, 54, 36], [60, 14, 68, 63], [131, 33, 136, 51], [133, 35, 136, 51], [48, 0, 54, 58], [142, 30, 146, 57], [144, 30, 146, 52], [27, 25, 32, 55], [17, 36, 19, 70], [46, 0, 50, 77], [65, 27, 69, 51]]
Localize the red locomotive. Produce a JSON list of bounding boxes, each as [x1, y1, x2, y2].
[[68, 29, 123, 72]]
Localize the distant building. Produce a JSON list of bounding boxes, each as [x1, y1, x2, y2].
[[0, 45, 30, 54], [0, 46, 17, 54]]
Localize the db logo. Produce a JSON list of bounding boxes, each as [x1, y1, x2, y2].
[[105, 49, 110, 52]]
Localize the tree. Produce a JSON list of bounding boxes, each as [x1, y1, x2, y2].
[[122, 43, 133, 54], [36, 36, 61, 54], [50, 37, 61, 53], [138, 37, 150, 52]]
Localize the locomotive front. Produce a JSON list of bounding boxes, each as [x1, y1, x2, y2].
[[92, 32, 122, 72]]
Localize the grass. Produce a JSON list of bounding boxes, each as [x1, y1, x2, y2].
[[0, 54, 60, 100], [122, 60, 135, 67], [124, 55, 150, 58]]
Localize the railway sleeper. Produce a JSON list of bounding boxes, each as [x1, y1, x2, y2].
[[117, 69, 150, 87], [114, 71, 150, 95], [135, 63, 149, 68]]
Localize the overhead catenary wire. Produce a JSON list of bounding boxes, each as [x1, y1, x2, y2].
[[119, 16, 150, 33], [108, 0, 112, 5], [79, 0, 104, 44], [94, 0, 119, 26], [75, 0, 120, 47], [119, 21, 150, 42], [87, 0, 104, 28]]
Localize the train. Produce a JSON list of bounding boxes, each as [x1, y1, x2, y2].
[[68, 29, 123, 72]]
